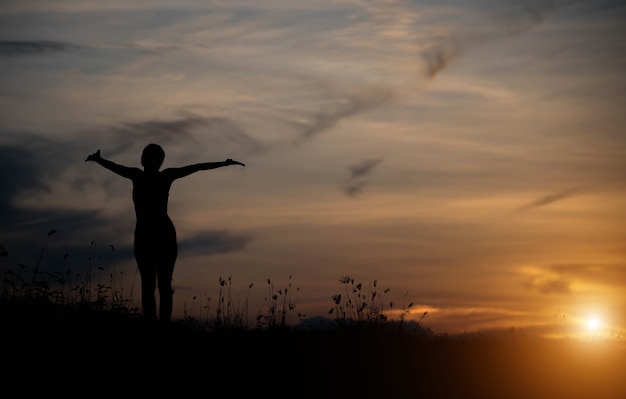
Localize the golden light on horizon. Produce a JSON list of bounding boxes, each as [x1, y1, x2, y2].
[[585, 316, 601, 332], [576, 309, 618, 340]]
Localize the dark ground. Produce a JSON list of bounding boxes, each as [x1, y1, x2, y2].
[[3, 298, 625, 399]]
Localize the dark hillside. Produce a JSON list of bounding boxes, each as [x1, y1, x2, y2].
[[3, 297, 624, 399]]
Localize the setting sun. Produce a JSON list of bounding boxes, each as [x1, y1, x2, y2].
[[586, 317, 600, 330]]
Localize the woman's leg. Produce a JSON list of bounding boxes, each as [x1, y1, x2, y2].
[[135, 231, 158, 321], [157, 257, 176, 322], [137, 260, 157, 321], [156, 220, 177, 322], [137, 219, 177, 322]]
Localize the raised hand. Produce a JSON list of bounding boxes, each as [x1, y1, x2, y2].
[[85, 150, 101, 162], [225, 158, 245, 167]]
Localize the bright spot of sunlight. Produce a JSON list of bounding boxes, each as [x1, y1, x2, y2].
[[585, 316, 601, 332]]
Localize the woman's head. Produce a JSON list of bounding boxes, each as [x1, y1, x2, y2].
[[141, 143, 165, 171]]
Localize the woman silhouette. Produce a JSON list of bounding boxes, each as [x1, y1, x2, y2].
[[86, 144, 245, 322]]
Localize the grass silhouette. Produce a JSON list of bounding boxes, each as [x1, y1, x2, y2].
[[2, 234, 625, 399]]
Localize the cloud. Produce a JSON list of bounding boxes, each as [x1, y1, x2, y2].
[[418, 0, 555, 79], [524, 262, 626, 296], [286, 0, 557, 142], [0, 133, 78, 222], [0, 114, 258, 221], [87, 114, 264, 160], [56, 229, 254, 268], [492, 0, 556, 31], [112, 40, 183, 54], [178, 230, 252, 256], [531, 277, 571, 295], [344, 180, 368, 199], [0, 136, 114, 261], [343, 157, 383, 198], [294, 87, 394, 142], [0, 132, 121, 244], [348, 157, 384, 180], [548, 263, 626, 288], [517, 188, 579, 211], [0, 40, 83, 55], [0, 131, 251, 273], [421, 39, 463, 79], [0, 143, 44, 215]]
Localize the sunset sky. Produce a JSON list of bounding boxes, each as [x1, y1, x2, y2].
[[1, 0, 624, 337]]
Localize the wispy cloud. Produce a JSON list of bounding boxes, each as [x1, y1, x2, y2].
[[0, 135, 112, 249], [523, 262, 626, 296], [294, 88, 394, 142], [0, 131, 76, 204], [343, 157, 383, 198], [525, 276, 571, 295], [0, 40, 83, 55], [419, 0, 555, 79], [110, 40, 183, 54], [178, 230, 252, 256], [549, 263, 626, 288], [348, 157, 384, 180], [518, 188, 579, 211], [344, 180, 368, 199], [292, 0, 557, 142], [88, 114, 264, 160]]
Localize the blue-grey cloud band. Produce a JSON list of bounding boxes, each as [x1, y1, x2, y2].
[[0, 40, 83, 55], [178, 230, 252, 256], [0, 119, 254, 270]]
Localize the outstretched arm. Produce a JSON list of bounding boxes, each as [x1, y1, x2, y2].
[[85, 150, 138, 179], [166, 159, 245, 180]]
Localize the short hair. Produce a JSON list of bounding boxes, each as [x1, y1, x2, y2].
[[141, 143, 165, 171]]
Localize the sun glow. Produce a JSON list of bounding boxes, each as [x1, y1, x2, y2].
[[586, 317, 601, 332]]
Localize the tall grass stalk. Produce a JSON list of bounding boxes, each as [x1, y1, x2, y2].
[[256, 275, 300, 329], [330, 276, 399, 326], [1, 233, 139, 316]]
